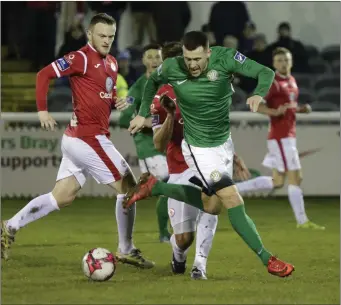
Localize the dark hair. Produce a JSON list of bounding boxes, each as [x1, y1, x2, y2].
[[89, 13, 116, 28], [162, 42, 182, 60], [272, 47, 291, 57], [278, 22, 291, 32], [182, 31, 209, 51], [143, 43, 162, 53]]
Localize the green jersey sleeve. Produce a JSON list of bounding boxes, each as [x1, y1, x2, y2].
[[138, 60, 170, 117], [220, 47, 275, 97], [118, 84, 140, 129]]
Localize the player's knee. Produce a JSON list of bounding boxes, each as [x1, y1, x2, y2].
[[115, 172, 137, 194], [272, 176, 284, 189], [52, 186, 76, 208], [175, 232, 194, 250], [288, 172, 302, 186], [216, 185, 244, 209]]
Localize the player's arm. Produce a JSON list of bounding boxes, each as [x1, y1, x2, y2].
[[118, 85, 139, 129], [233, 153, 251, 181], [296, 104, 312, 114], [36, 52, 86, 130], [152, 94, 175, 152], [257, 101, 289, 117]]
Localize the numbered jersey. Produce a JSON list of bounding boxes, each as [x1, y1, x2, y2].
[[151, 84, 188, 174], [264, 73, 299, 139], [37, 43, 118, 138]]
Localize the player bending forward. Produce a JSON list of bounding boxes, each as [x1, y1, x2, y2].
[[119, 44, 171, 243], [235, 47, 325, 230], [151, 42, 221, 279], [126, 31, 295, 277], [1, 14, 154, 268]]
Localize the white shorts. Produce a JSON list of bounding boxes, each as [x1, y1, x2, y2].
[[138, 154, 169, 181], [167, 168, 201, 233], [262, 137, 301, 172], [57, 134, 131, 187], [181, 138, 234, 192]]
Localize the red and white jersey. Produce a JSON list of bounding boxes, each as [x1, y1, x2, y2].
[[36, 43, 118, 138], [151, 84, 188, 175], [264, 73, 299, 140]]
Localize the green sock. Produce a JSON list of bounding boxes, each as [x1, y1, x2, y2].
[[151, 181, 204, 211], [228, 205, 272, 266], [156, 196, 170, 238]]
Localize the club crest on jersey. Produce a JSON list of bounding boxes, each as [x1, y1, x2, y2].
[[152, 114, 160, 126], [207, 70, 218, 81], [234, 51, 246, 64], [110, 62, 117, 72], [106, 77, 113, 93], [56, 57, 70, 71], [210, 170, 222, 182], [168, 208, 175, 217]]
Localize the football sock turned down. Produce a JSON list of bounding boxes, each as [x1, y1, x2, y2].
[[116, 194, 135, 254], [156, 196, 170, 237], [194, 212, 218, 272], [228, 205, 272, 266], [6, 192, 59, 232], [151, 181, 204, 211]]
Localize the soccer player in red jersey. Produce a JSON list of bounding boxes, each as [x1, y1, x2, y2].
[[150, 42, 219, 279], [235, 47, 325, 230], [1, 14, 155, 267]]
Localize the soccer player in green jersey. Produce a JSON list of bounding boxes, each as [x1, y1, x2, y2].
[[125, 31, 295, 277], [118, 44, 171, 243]]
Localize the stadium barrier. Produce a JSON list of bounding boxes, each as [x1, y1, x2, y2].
[[1, 112, 340, 197]]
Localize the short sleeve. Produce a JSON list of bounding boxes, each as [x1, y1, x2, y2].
[[264, 81, 279, 106], [51, 51, 86, 78]]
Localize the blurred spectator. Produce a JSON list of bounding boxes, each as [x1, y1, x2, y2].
[[25, 1, 58, 71], [88, 1, 127, 52], [239, 21, 257, 53], [118, 50, 138, 87], [223, 35, 239, 49], [265, 22, 309, 73], [208, 1, 250, 46], [152, 2, 191, 44], [201, 24, 216, 47], [130, 2, 156, 47]]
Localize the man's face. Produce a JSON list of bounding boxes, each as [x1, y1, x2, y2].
[[278, 28, 291, 39], [253, 38, 266, 51], [143, 49, 162, 73], [273, 53, 292, 75], [87, 23, 116, 56], [183, 46, 210, 77]]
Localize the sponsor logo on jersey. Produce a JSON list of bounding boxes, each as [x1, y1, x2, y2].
[[207, 70, 218, 81], [106, 77, 113, 93], [100, 92, 113, 99], [127, 96, 135, 105], [152, 114, 160, 126], [56, 57, 70, 71], [234, 51, 246, 64], [157, 64, 162, 75], [210, 170, 222, 182], [168, 208, 175, 217]]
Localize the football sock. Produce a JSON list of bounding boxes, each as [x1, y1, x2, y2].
[[236, 176, 274, 194], [151, 181, 204, 211], [6, 192, 59, 232], [288, 185, 309, 225], [170, 234, 189, 263], [194, 211, 218, 272], [228, 204, 272, 266], [156, 196, 170, 238], [116, 194, 135, 254]]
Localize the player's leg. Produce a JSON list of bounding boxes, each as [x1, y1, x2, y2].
[[144, 155, 171, 242], [1, 136, 86, 260], [282, 138, 325, 230], [183, 138, 294, 277], [80, 135, 154, 268]]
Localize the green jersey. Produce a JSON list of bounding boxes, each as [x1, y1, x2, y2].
[[118, 74, 163, 159], [139, 46, 275, 147]]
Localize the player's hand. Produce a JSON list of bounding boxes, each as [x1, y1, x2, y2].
[[233, 155, 251, 181], [38, 111, 57, 131], [274, 104, 290, 116], [246, 95, 263, 112], [160, 92, 176, 115], [300, 104, 312, 114], [115, 97, 130, 111], [128, 115, 146, 135]]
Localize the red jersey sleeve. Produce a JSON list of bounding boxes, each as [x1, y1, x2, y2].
[[263, 79, 279, 108], [36, 51, 86, 111]]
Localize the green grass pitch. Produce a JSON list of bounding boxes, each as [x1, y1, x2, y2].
[[1, 197, 339, 304]]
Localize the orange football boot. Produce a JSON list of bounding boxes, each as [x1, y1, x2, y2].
[[267, 256, 295, 277]]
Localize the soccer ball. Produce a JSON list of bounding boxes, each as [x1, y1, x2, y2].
[[82, 248, 117, 281]]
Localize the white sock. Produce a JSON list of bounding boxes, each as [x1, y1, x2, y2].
[[6, 193, 59, 232], [170, 234, 189, 262], [236, 176, 274, 195], [193, 211, 218, 272], [288, 185, 309, 225], [116, 194, 135, 254]]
